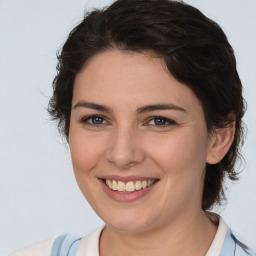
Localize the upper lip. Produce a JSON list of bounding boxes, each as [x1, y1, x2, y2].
[[99, 175, 159, 182]]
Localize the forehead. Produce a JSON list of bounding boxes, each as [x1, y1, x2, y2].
[[75, 50, 168, 90], [73, 50, 203, 115]]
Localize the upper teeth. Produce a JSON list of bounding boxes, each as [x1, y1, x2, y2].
[[105, 179, 155, 192]]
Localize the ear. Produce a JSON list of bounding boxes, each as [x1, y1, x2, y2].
[[206, 121, 236, 165]]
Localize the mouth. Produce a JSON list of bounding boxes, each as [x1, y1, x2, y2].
[[99, 176, 159, 202], [101, 178, 159, 193]]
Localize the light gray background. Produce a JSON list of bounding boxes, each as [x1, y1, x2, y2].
[[0, 0, 255, 255]]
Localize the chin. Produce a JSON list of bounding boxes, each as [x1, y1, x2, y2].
[[99, 209, 159, 233], [107, 221, 153, 233]]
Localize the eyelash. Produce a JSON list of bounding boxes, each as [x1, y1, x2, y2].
[[146, 116, 177, 127], [79, 115, 177, 128], [79, 115, 108, 127]]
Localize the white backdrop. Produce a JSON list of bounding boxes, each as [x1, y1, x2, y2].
[[0, 0, 255, 255]]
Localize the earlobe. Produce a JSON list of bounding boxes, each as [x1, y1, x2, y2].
[[206, 121, 236, 165]]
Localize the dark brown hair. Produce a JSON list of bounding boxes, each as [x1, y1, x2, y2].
[[48, 0, 246, 210]]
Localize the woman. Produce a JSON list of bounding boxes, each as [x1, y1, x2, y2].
[[10, 0, 254, 255]]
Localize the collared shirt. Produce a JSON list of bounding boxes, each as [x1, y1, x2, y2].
[[9, 215, 253, 256]]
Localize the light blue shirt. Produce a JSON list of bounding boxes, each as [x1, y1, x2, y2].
[[50, 225, 255, 256], [220, 228, 254, 256]]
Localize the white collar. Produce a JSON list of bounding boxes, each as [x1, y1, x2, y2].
[[76, 214, 228, 256], [205, 213, 228, 256], [76, 226, 103, 256]]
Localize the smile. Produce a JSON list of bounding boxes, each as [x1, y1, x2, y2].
[[99, 175, 159, 202], [104, 179, 156, 192]]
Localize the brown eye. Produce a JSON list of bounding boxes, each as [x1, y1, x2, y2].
[[80, 115, 108, 126], [154, 117, 168, 125], [148, 116, 176, 127], [90, 116, 104, 124]]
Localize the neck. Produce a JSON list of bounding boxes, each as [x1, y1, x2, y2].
[[99, 210, 217, 256]]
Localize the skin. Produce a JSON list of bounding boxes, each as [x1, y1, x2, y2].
[[69, 50, 235, 256]]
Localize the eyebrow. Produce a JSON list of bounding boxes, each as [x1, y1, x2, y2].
[[137, 104, 186, 114], [73, 101, 113, 113], [73, 101, 186, 114]]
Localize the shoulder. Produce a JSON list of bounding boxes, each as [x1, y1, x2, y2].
[[222, 228, 255, 256], [76, 226, 104, 256], [206, 213, 254, 256], [230, 231, 255, 256], [8, 226, 104, 256], [9, 238, 55, 256]]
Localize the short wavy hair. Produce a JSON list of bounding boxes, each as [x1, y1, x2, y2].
[[48, 0, 246, 210]]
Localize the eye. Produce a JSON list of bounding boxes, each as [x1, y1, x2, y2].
[[79, 115, 108, 126], [147, 116, 176, 127]]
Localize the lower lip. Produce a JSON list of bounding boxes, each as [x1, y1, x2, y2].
[[100, 180, 158, 202]]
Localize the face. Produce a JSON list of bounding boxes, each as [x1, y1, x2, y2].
[[69, 50, 215, 233]]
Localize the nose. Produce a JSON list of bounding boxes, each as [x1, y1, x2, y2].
[[105, 126, 145, 169]]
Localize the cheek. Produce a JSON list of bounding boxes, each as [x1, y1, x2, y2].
[[69, 130, 107, 205], [146, 130, 208, 179], [69, 129, 105, 177], [146, 132, 208, 212]]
